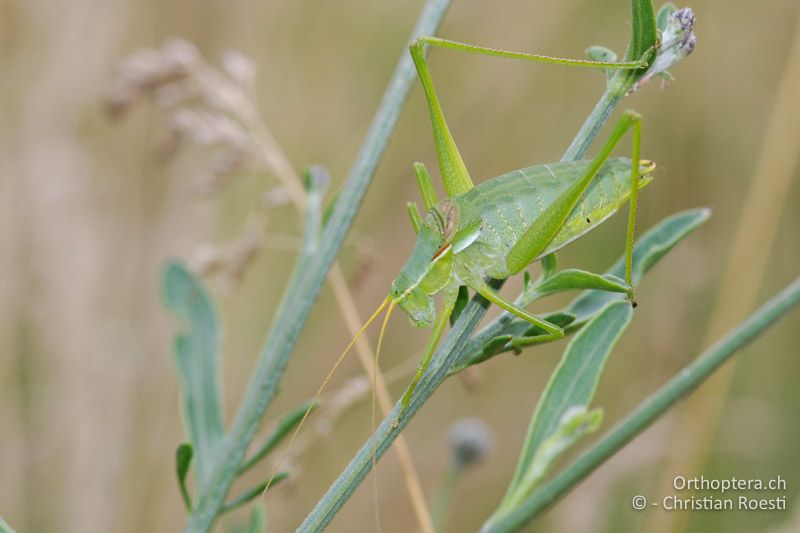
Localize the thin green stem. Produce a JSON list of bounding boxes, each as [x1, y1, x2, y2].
[[431, 462, 462, 532], [484, 277, 800, 533], [183, 1, 453, 530], [562, 87, 622, 162]]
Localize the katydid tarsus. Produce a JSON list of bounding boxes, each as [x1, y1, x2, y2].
[[267, 34, 657, 498]]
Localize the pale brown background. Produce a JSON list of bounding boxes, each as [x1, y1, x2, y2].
[[1, 1, 799, 532]]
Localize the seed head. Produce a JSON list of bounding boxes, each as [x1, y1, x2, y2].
[[449, 418, 494, 468]]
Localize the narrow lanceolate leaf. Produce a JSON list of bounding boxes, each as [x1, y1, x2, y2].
[[495, 407, 603, 517], [628, 0, 658, 65], [449, 286, 470, 326], [485, 278, 800, 533], [565, 208, 710, 328], [0, 515, 15, 533], [238, 399, 320, 475], [586, 45, 618, 64], [221, 473, 290, 514], [656, 2, 678, 32], [162, 261, 225, 487], [585, 45, 618, 81], [497, 300, 633, 517], [540, 254, 557, 279], [456, 313, 576, 371], [518, 312, 576, 340], [247, 504, 267, 533], [176, 442, 194, 510], [533, 269, 629, 299]]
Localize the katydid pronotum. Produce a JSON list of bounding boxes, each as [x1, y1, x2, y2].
[[269, 29, 666, 499]]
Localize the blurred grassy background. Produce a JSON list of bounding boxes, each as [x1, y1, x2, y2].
[[1, 0, 799, 531]]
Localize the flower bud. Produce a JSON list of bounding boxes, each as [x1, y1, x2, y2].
[[449, 418, 494, 468], [640, 7, 697, 85]]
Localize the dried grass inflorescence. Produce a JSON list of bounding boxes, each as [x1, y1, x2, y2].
[[106, 40, 375, 291], [105, 40, 303, 288], [106, 39, 255, 192]]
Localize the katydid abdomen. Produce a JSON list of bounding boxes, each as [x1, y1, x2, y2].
[[450, 157, 653, 282]]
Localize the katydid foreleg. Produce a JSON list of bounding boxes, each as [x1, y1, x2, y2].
[[399, 287, 459, 415]]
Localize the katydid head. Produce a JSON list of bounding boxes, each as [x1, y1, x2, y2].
[[390, 221, 453, 327]]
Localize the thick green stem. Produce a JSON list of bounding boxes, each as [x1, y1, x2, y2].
[[484, 277, 800, 532], [183, 1, 453, 530]]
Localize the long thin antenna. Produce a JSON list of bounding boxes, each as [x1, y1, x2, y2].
[[371, 300, 396, 533], [263, 296, 392, 494]]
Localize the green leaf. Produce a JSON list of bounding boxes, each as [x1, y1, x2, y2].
[[540, 254, 557, 279], [449, 286, 470, 326], [476, 335, 514, 363], [162, 261, 225, 486], [565, 208, 710, 328], [482, 280, 800, 532], [520, 312, 576, 338], [502, 301, 633, 504], [176, 443, 194, 510], [628, 0, 658, 65], [0, 514, 15, 533], [586, 46, 618, 81], [502, 407, 603, 513], [239, 400, 319, 474], [533, 269, 629, 299], [481, 314, 575, 361], [247, 504, 267, 533], [321, 191, 339, 227], [221, 472, 290, 514], [656, 2, 678, 32], [586, 45, 618, 64], [658, 70, 676, 82]]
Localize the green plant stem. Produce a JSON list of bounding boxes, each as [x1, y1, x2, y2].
[[299, 283, 499, 532], [484, 276, 800, 533], [301, 75, 635, 532], [563, 88, 621, 162], [183, 1, 453, 530], [431, 462, 462, 532]]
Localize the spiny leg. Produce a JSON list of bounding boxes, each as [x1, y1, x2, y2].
[[470, 279, 565, 343], [398, 287, 459, 418], [408, 37, 650, 202], [505, 110, 645, 302], [414, 36, 651, 70]]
